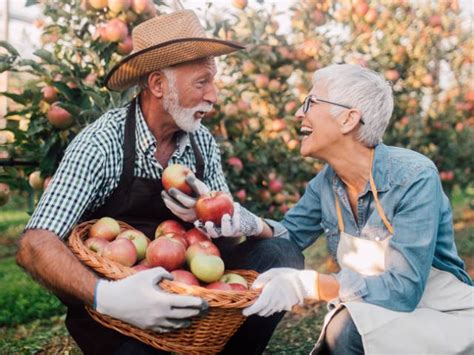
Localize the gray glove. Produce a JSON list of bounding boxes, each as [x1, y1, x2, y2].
[[162, 175, 210, 223], [195, 202, 264, 239], [94, 267, 208, 332]]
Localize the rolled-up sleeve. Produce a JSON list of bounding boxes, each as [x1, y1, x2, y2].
[[25, 138, 105, 239], [335, 167, 441, 311]]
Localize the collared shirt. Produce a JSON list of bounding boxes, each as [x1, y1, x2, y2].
[[26, 102, 229, 239], [268, 143, 472, 312]]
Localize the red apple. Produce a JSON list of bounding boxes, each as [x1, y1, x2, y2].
[[184, 228, 209, 245], [185, 240, 221, 264], [116, 229, 150, 260], [205, 281, 233, 291], [171, 270, 200, 286], [162, 164, 195, 195], [229, 283, 248, 291], [43, 176, 53, 190], [190, 254, 225, 283], [89, 217, 121, 241], [47, 103, 73, 129], [232, 0, 247, 10], [88, 0, 108, 9], [28, 171, 44, 190], [195, 191, 234, 226], [84, 237, 109, 255], [117, 35, 133, 55], [105, 19, 128, 43], [108, 0, 131, 13], [42, 85, 58, 103], [227, 157, 243, 172], [132, 264, 150, 272], [0, 183, 11, 206], [155, 220, 186, 238], [131, 0, 149, 14], [269, 179, 284, 194], [102, 238, 137, 267], [219, 273, 248, 289], [146, 235, 186, 271], [159, 232, 188, 249]]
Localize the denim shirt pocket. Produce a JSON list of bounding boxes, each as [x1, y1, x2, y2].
[[360, 223, 392, 242], [321, 219, 340, 259]]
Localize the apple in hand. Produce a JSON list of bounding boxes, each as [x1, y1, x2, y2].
[[184, 228, 209, 245], [84, 237, 109, 255], [195, 191, 234, 226], [155, 220, 186, 239], [146, 235, 186, 271], [190, 254, 225, 283], [185, 240, 221, 264], [89, 217, 121, 241], [220, 273, 248, 289], [162, 164, 195, 195], [205, 281, 233, 291], [102, 238, 137, 267], [116, 229, 150, 260], [171, 270, 200, 286]]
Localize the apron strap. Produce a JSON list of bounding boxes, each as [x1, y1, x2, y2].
[[119, 98, 137, 188], [334, 148, 394, 234], [189, 134, 205, 180]]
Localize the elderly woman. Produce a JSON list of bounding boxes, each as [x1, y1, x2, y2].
[[165, 64, 473, 354]]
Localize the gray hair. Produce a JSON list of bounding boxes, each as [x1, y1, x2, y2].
[[312, 64, 394, 147], [137, 67, 177, 91]]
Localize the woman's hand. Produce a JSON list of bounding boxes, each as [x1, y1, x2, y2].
[[243, 268, 319, 317]]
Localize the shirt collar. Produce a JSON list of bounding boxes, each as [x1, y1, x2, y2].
[[328, 143, 392, 194], [135, 103, 192, 157]]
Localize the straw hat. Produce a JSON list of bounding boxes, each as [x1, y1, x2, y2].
[[105, 10, 245, 91]]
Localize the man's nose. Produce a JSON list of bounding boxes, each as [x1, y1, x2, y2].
[[294, 106, 305, 122], [203, 83, 217, 105]]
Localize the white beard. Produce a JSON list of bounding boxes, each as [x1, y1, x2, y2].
[[163, 84, 212, 133]]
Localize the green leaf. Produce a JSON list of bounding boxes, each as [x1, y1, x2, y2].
[[0, 41, 19, 56], [0, 92, 29, 105], [25, 0, 39, 6], [16, 59, 48, 76], [0, 62, 10, 73], [33, 49, 57, 65]]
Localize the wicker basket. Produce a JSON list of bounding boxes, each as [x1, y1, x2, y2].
[[68, 220, 260, 354]]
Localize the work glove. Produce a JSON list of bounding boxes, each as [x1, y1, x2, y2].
[[195, 202, 265, 239], [161, 175, 210, 223], [243, 268, 319, 317], [94, 267, 208, 332]]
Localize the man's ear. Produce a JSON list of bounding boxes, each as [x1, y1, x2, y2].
[[340, 109, 363, 134], [147, 71, 165, 99]]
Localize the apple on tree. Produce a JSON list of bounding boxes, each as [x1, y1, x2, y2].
[[195, 191, 234, 226]]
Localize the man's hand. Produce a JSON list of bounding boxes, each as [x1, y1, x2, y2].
[[161, 175, 210, 223], [95, 267, 208, 332], [196, 203, 264, 239], [243, 268, 319, 317]]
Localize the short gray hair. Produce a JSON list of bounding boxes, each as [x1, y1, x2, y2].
[[137, 67, 177, 91], [312, 64, 394, 147]]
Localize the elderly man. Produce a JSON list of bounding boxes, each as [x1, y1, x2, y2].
[[16, 10, 303, 355]]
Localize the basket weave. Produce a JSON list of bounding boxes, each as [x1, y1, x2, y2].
[[68, 220, 260, 354]]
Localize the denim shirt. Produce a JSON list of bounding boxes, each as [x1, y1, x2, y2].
[[268, 144, 472, 312]]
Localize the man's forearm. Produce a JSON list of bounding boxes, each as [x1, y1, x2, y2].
[[16, 229, 98, 306]]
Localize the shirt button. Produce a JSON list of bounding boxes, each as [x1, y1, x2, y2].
[[375, 237, 381, 241], [325, 229, 330, 233]]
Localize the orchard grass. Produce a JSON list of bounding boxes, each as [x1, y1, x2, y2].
[[0, 191, 472, 354]]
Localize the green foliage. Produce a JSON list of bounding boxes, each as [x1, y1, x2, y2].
[[0, 257, 65, 326]]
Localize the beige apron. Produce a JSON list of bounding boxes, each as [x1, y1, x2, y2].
[[311, 150, 474, 355]]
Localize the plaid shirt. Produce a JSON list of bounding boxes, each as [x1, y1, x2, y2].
[[25, 103, 229, 239]]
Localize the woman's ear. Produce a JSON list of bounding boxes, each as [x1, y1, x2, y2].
[[340, 109, 363, 134], [147, 71, 165, 99]]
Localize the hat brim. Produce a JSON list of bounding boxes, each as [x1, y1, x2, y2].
[[105, 38, 245, 91]]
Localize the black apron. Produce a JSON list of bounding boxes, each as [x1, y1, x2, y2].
[[65, 99, 204, 354]]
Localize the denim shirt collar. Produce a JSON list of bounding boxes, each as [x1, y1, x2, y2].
[[328, 143, 392, 195], [135, 103, 191, 158]]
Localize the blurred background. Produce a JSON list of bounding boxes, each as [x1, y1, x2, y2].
[[0, 0, 472, 353]]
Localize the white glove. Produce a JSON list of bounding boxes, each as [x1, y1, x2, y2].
[[94, 267, 208, 332], [161, 175, 210, 223], [243, 268, 319, 317], [196, 203, 264, 239]]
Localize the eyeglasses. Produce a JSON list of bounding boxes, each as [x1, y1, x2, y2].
[[302, 95, 364, 125]]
